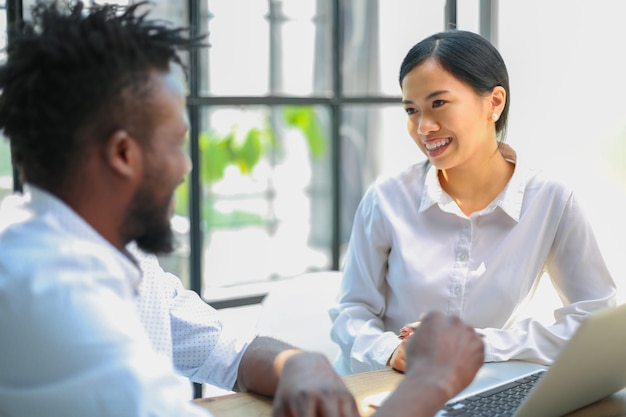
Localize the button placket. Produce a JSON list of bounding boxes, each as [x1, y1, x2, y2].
[[449, 219, 472, 315]]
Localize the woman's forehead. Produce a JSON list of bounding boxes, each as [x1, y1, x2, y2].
[[401, 59, 466, 98]]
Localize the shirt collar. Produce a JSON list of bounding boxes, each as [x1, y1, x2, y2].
[[492, 158, 526, 222], [418, 147, 529, 222], [420, 163, 446, 212], [25, 184, 143, 288]]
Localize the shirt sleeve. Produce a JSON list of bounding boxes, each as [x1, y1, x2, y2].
[[133, 247, 254, 390], [169, 284, 254, 388], [476, 192, 616, 363], [329, 187, 401, 373]]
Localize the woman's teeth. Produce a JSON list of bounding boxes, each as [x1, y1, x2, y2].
[[425, 138, 451, 150]]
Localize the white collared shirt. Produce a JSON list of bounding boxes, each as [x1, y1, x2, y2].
[[0, 186, 211, 416], [330, 158, 616, 374]]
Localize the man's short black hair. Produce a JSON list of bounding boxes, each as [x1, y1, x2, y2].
[[0, 1, 203, 192]]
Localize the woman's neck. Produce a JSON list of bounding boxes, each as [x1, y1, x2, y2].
[[438, 145, 515, 216]]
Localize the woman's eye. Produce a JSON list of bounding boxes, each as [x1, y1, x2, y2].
[[432, 100, 445, 108], [404, 107, 417, 115]]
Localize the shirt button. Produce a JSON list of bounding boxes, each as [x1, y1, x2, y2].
[[454, 285, 462, 295], [459, 253, 468, 261]]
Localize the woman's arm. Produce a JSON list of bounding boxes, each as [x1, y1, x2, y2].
[[479, 191, 616, 364], [329, 187, 401, 372]]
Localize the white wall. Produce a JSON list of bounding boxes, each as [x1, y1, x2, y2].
[[498, 1, 626, 302]]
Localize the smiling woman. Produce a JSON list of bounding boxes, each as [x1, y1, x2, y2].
[[329, 29, 617, 376]]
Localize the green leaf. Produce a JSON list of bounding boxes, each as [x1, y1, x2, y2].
[[283, 106, 326, 158], [174, 177, 189, 216], [203, 206, 266, 229], [200, 131, 232, 182], [234, 128, 263, 174]]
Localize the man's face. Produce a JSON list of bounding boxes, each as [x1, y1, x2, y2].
[[124, 72, 190, 255]]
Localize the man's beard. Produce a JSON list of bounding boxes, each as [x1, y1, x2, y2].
[[123, 185, 176, 255]]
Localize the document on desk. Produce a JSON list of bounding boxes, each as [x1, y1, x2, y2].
[[362, 361, 546, 408]]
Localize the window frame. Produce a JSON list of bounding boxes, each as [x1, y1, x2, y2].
[[6, 0, 490, 305]]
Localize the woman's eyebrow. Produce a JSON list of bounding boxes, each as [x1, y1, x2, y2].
[[402, 90, 450, 105], [426, 90, 449, 99]]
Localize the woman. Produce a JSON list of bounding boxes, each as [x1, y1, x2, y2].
[[329, 30, 616, 375]]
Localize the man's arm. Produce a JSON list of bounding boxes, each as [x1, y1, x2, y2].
[[237, 312, 483, 417], [236, 336, 360, 417]]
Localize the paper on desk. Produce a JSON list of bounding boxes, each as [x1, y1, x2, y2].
[[362, 390, 391, 408]]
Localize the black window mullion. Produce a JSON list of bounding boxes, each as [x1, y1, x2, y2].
[[187, 0, 204, 399], [187, 0, 203, 298], [446, 0, 457, 30], [7, 0, 23, 193], [330, 0, 342, 270]]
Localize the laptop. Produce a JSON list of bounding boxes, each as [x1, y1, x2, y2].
[[363, 303, 626, 417]]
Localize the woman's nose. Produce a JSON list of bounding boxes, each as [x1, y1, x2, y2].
[[417, 115, 439, 135]]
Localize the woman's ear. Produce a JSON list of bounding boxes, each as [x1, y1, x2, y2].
[[490, 86, 506, 115], [105, 129, 143, 180]]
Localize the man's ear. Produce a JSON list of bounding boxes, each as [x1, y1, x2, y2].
[[105, 129, 143, 180]]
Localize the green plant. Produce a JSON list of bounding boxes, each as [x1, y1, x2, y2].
[[174, 106, 326, 229], [283, 106, 326, 159]]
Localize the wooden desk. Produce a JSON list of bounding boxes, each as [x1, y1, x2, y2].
[[194, 368, 626, 417]]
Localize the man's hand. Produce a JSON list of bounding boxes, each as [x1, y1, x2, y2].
[[237, 337, 359, 416], [272, 352, 359, 417], [404, 311, 484, 399], [237, 337, 358, 416], [373, 312, 484, 417]]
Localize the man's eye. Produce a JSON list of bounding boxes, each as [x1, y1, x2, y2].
[[432, 100, 445, 108]]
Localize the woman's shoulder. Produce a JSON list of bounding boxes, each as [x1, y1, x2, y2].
[[520, 164, 574, 196], [511, 148, 573, 196], [357, 160, 431, 218]]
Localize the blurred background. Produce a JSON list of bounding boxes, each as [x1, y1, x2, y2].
[[1, 0, 625, 311]]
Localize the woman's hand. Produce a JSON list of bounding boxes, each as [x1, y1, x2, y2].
[[388, 321, 421, 372]]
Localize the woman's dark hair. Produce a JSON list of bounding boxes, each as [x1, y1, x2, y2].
[[399, 30, 510, 140], [0, 1, 204, 192]]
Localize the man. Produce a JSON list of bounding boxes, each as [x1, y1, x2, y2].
[[0, 2, 484, 417]]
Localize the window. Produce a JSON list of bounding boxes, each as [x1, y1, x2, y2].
[[11, 1, 623, 305]]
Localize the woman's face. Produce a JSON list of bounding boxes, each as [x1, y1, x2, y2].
[[401, 58, 501, 171]]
